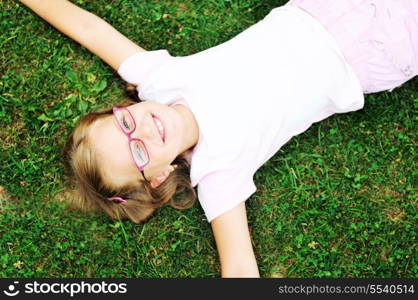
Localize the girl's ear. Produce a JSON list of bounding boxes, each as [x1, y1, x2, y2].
[[149, 165, 177, 188]]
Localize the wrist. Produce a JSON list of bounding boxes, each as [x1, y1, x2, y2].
[[221, 263, 260, 278]]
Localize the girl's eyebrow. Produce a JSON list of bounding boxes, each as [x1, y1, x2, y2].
[[112, 116, 123, 133]]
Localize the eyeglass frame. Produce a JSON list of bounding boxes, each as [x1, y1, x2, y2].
[[112, 106, 150, 183]]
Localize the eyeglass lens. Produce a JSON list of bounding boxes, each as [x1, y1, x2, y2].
[[115, 108, 150, 169], [115, 109, 135, 133], [130, 140, 149, 167]]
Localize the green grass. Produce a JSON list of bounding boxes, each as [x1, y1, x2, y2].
[[1, 0, 417, 278]]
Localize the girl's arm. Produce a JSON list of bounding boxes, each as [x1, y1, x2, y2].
[[210, 202, 260, 277], [20, 0, 145, 70]]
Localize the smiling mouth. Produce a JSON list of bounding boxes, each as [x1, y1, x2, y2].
[[151, 114, 165, 143]]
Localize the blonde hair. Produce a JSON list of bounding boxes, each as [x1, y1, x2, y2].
[[63, 96, 196, 223]]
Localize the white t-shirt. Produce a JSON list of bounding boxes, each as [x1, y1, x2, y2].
[[118, 5, 364, 222]]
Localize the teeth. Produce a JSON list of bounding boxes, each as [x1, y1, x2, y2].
[[153, 117, 164, 140]]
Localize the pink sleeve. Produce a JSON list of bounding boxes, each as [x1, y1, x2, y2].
[[197, 170, 257, 223], [117, 49, 173, 87]]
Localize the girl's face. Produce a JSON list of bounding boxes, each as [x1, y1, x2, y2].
[[89, 101, 197, 189]]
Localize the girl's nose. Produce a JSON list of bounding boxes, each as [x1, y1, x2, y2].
[[136, 114, 159, 143], [136, 118, 153, 139]]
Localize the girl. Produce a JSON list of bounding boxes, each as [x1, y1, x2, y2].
[[20, 0, 417, 277]]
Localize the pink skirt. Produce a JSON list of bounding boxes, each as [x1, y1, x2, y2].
[[286, 0, 418, 93]]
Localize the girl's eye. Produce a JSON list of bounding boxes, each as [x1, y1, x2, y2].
[[134, 146, 144, 160], [122, 118, 130, 130], [132, 143, 147, 165]]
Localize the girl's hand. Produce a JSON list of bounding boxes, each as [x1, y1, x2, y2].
[[19, 0, 145, 70], [210, 202, 260, 278]]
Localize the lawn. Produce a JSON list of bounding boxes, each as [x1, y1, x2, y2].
[[0, 0, 417, 277]]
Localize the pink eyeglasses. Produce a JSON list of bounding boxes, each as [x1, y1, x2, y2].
[[107, 106, 150, 204]]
